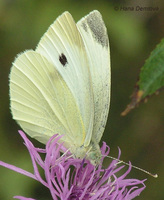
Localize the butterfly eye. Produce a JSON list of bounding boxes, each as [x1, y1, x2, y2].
[[59, 53, 68, 66]]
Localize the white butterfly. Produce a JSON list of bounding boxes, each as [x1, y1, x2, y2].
[[9, 10, 111, 164]]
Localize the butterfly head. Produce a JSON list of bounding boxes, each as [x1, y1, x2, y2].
[[73, 141, 102, 166], [87, 142, 102, 165]]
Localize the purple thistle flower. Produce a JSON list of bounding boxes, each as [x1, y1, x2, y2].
[[0, 130, 146, 200]]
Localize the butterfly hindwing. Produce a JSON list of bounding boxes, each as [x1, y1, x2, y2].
[[10, 50, 86, 148]]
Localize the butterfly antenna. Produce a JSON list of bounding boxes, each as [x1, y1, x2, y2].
[[105, 155, 158, 178]]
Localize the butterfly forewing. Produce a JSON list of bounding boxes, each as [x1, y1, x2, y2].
[[77, 10, 111, 144], [36, 12, 94, 145]]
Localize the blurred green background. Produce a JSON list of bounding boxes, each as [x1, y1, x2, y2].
[[0, 0, 164, 199]]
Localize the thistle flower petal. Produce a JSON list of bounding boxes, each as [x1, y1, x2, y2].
[[0, 130, 146, 199]]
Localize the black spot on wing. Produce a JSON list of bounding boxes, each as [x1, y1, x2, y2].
[[59, 53, 68, 66]]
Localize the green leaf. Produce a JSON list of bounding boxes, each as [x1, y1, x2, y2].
[[121, 38, 164, 116], [139, 38, 164, 98]]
